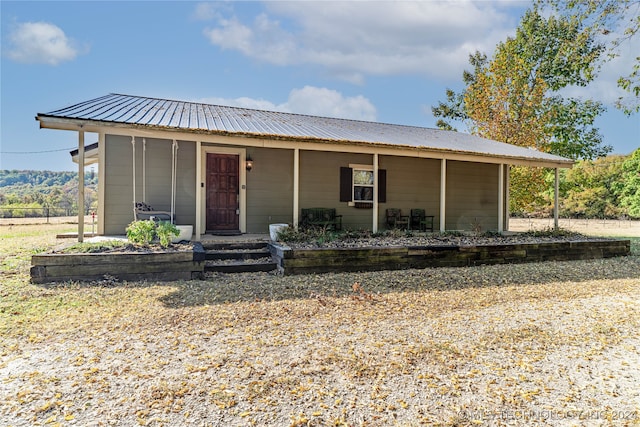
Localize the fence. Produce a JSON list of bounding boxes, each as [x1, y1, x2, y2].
[[0, 206, 89, 220]]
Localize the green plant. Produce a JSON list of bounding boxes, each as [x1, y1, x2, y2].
[[156, 221, 179, 247], [126, 220, 156, 245]]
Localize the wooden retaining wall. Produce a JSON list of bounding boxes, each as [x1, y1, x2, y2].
[[31, 243, 206, 283], [269, 240, 630, 275]]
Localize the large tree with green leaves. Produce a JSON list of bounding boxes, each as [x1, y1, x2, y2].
[[537, 0, 640, 115], [432, 8, 613, 211], [434, 8, 610, 160], [613, 148, 640, 217]]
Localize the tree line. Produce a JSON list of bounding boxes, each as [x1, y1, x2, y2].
[[0, 170, 98, 218], [527, 149, 639, 219]]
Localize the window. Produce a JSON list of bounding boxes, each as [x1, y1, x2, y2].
[[340, 165, 386, 204], [353, 168, 374, 203]]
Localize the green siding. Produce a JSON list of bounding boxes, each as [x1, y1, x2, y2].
[[103, 135, 195, 235], [300, 151, 373, 229], [102, 139, 502, 235], [377, 156, 441, 230], [246, 148, 294, 233], [446, 161, 498, 231]]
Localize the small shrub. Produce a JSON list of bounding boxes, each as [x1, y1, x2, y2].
[[126, 220, 156, 245], [156, 221, 179, 247]]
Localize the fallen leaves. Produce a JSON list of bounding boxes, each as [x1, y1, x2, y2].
[[2, 225, 640, 425]]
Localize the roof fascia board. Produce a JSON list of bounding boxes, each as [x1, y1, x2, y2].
[[37, 116, 573, 169]]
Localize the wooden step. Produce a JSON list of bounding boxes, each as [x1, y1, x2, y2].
[[205, 249, 271, 261], [201, 242, 269, 251], [204, 259, 278, 273]]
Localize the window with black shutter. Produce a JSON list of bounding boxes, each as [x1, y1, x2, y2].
[[339, 166, 386, 204]]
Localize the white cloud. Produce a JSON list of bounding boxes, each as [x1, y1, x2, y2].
[[8, 21, 82, 65], [200, 1, 520, 83], [197, 86, 377, 121], [192, 2, 219, 21]]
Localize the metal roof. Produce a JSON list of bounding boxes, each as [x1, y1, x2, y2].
[[38, 93, 572, 165]]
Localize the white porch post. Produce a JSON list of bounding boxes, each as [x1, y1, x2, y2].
[[131, 136, 136, 221], [498, 163, 504, 232], [77, 129, 85, 242], [373, 153, 379, 233], [440, 159, 447, 232], [97, 132, 105, 235], [554, 168, 559, 230], [195, 141, 202, 241], [505, 165, 510, 231], [293, 148, 300, 229]]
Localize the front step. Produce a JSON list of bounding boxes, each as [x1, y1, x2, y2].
[[203, 241, 277, 274]]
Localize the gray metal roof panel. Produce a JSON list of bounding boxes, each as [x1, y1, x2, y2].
[[39, 93, 572, 164]]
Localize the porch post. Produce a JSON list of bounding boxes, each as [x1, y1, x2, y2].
[[440, 159, 446, 232], [131, 136, 136, 221], [498, 163, 504, 232], [195, 141, 202, 241], [293, 148, 300, 229], [554, 168, 559, 230], [373, 153, 379, 233], [77, 129, 85, 242], [505, 165, 510, 231], [97, 132, 105, 235]]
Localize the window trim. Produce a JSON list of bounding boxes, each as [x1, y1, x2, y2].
[[349, 164, 374, 206]]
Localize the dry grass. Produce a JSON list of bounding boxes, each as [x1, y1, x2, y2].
[[1, 223, 639, 426]]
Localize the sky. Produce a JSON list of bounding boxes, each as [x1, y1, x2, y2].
[[1, 1, 638, 172]]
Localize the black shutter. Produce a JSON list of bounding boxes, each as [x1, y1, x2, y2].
[[378, 169, 386, 203], [339, 167, 352, 201]]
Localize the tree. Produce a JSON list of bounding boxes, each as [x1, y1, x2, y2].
[[432, 51, 486, 131], [432, 8, 612, 211], [559, 155, 627, 218], [537, 0, 640, 114], [613, 149, 640, 217]]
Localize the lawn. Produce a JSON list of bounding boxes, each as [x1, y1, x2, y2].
[[1, 223, 639, 426]]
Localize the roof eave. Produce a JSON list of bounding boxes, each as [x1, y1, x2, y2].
[[36, 115, 574, 169]]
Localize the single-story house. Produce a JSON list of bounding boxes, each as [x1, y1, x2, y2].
[[37, 93, 573, 241]]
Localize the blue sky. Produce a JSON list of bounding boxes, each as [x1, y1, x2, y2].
[[1, 1, 638, 172]]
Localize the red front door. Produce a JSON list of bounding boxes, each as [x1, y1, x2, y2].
[[206, 153, 239, 231]]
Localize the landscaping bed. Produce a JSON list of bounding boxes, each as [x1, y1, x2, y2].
[[271, 231, 630, 275], [30, 242, 206, 283]]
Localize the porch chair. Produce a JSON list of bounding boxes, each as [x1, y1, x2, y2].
[[385, 208, 409, 230], [134, 202, 174, 222], [410, 208, 435, 232]]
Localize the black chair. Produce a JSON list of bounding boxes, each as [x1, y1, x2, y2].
[[386, 208, 409, 229], [410, 208, 434, 232]]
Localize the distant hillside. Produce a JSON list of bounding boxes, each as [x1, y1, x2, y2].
[[0, 170, 97, 194], [0, 170, 99, 217], [1, 170, 96, 187]]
